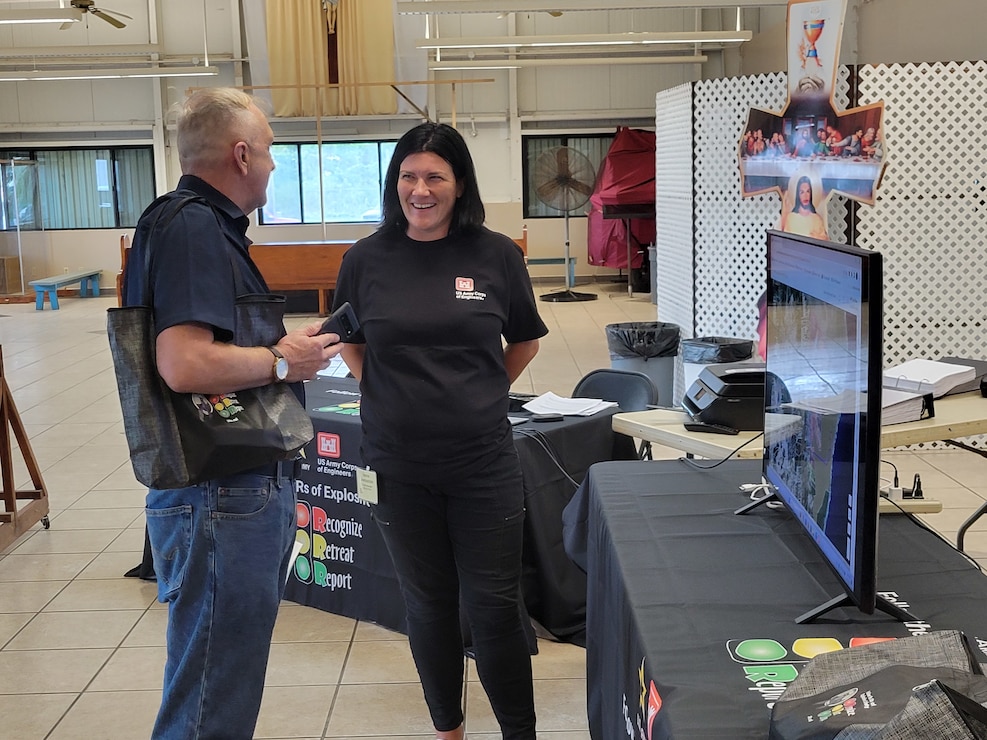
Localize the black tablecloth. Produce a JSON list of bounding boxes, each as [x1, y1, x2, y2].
[[563, 458, 987, 739], [283, 377, 636, 642]]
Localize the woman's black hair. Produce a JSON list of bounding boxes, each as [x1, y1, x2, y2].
[[791, 175, 817, 213], [380, 122, 485, 235]]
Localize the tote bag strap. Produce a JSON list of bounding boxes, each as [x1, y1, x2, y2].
[[134, 192, 207, 308], [137, 192, 254, 303], [136, 193, 277, 350]]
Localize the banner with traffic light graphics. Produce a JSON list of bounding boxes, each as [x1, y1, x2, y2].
[[282, 377, 408, 633]]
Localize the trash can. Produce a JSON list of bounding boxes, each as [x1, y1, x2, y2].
[[630, 249, 649, 294], [606, 321, 680, 404], [647, 245, 657, 305], [680, 336, 755, 393]]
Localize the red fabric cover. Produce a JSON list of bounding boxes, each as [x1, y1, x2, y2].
[[587, 127, 656, 269]]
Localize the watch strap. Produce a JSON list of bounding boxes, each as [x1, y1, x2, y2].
[[267, 346, 288, 382]]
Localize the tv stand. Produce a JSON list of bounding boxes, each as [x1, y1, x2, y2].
[[797, 593, 916, 624], [735, 490, 918, 625], [734, 488, 776, 515]]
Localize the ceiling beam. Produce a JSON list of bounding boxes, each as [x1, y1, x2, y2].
[[417, 30, 752, 49], [398, 0, 787, 13], [0, 8, 83, 24], [0, 44, 165, 60], [429, 55, 707, 68]]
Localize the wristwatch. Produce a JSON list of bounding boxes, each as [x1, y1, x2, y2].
[[267, 346, 289, 383]]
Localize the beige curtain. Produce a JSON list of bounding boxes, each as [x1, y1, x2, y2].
[[329, 0, 397, 116], [265, 0, 331, 117], [265, 0, 396, 118]]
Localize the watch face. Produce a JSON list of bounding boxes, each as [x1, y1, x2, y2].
[[274, 357, 289, 381]]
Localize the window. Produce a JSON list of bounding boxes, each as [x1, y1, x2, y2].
[[522, 134, 613, 219], [0, 147, 154, 230], [262, 140, 397, 225], [1, 159, 39, 231]]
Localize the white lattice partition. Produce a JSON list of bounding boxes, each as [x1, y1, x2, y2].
[[692, 72, 787, 343], [692, 68, 852, 341], [855, 61, 987, 366], [657, 60, 987, 447], [657, 68, 852, 401], [655, 83, 694, 344]]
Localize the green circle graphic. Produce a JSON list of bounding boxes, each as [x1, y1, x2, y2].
[[734, 639, 787, 662]]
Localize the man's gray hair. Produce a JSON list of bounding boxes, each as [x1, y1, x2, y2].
[[175, 87, 265, 172]]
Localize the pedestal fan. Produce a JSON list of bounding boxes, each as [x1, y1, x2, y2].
[[531, 146, 598, 302]]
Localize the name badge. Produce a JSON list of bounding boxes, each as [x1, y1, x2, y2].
[[356, 466, 378, 504]]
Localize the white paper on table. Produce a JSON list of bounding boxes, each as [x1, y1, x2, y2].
[[521, 391, 619, 417]]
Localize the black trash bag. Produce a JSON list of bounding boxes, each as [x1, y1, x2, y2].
[[680, 336, 753, 365], [605, 321, 679, 361]]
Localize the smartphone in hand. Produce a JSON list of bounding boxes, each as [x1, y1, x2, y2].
[[319, 302, 360, 344]]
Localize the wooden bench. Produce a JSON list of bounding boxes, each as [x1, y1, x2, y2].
[[513, 225, 577, 286], [116, 234, 131, 307], [249, 241, 353, 316], [29, 269, 102, 310]]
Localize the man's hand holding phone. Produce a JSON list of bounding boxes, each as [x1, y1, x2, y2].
[[319, 302, 360, 345]]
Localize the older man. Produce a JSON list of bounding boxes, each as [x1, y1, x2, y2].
[[123, 87, 341, 739]]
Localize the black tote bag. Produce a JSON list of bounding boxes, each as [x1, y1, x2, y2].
[[107, 195, 313, 490]]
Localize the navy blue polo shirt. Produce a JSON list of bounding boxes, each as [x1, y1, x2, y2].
[[123, 175, 270, 342]]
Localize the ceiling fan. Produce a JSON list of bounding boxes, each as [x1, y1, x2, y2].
[[69, 0, 131, 29]]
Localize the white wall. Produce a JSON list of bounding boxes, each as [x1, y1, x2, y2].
[[0, 0, 982, 287]]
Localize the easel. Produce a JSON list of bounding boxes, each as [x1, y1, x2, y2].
[[0, 345, 49, 552]]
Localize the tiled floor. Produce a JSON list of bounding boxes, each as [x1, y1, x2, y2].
[[1, 278, 986, 739]]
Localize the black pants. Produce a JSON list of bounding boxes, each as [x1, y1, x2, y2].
[[372, 447, 536, 739]]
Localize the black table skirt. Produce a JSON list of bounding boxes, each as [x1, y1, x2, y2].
[[564, 459, 987, 739], [284, 377, 636, 643]]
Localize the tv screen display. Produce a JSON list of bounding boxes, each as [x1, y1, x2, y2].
[[762, 229, 883, 621]]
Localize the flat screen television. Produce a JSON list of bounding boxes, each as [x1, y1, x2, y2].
[[739, 229, 912, 624]]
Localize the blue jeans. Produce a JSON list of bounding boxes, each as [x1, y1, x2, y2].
[[372, 448, 536, 739], [145, 471, 296, 740]]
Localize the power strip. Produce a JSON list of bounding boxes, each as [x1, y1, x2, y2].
[[879, 497, 942, 514]]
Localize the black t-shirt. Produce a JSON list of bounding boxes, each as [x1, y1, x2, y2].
[[333, 225, 549, 484]]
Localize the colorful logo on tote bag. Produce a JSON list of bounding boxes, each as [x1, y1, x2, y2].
[[191, 393, 244, 421]]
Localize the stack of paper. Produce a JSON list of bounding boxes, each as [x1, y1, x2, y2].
[[939, 357, 987, 395], [881, 388, 933, 426], [784, 388, 932, 426], [883, 359, 976, 398], [522, 392, 619, 417]]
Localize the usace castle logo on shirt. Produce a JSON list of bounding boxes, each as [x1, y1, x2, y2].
[[455, 276, 486, 302]]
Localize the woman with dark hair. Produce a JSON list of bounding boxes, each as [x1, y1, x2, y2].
[[332, 122, 547, 740]]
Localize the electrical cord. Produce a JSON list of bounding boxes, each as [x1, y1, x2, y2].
[[882, 458, 900, 487], [678, 431, 765, 470], [880, 496, 983, 573], [738, 480, 785, 509], [673, 427, 980, 569], [513, 428, 581, 489]]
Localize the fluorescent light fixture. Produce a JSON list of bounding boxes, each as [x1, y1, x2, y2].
[[0, 66, 220, 82], [399, 0, 786, 13], [0, 9, 83, 24], [417, 31, 752, 49], [429, 55, 706, 69]]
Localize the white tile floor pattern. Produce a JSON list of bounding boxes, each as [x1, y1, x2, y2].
[[0, 279, 986, 739]]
